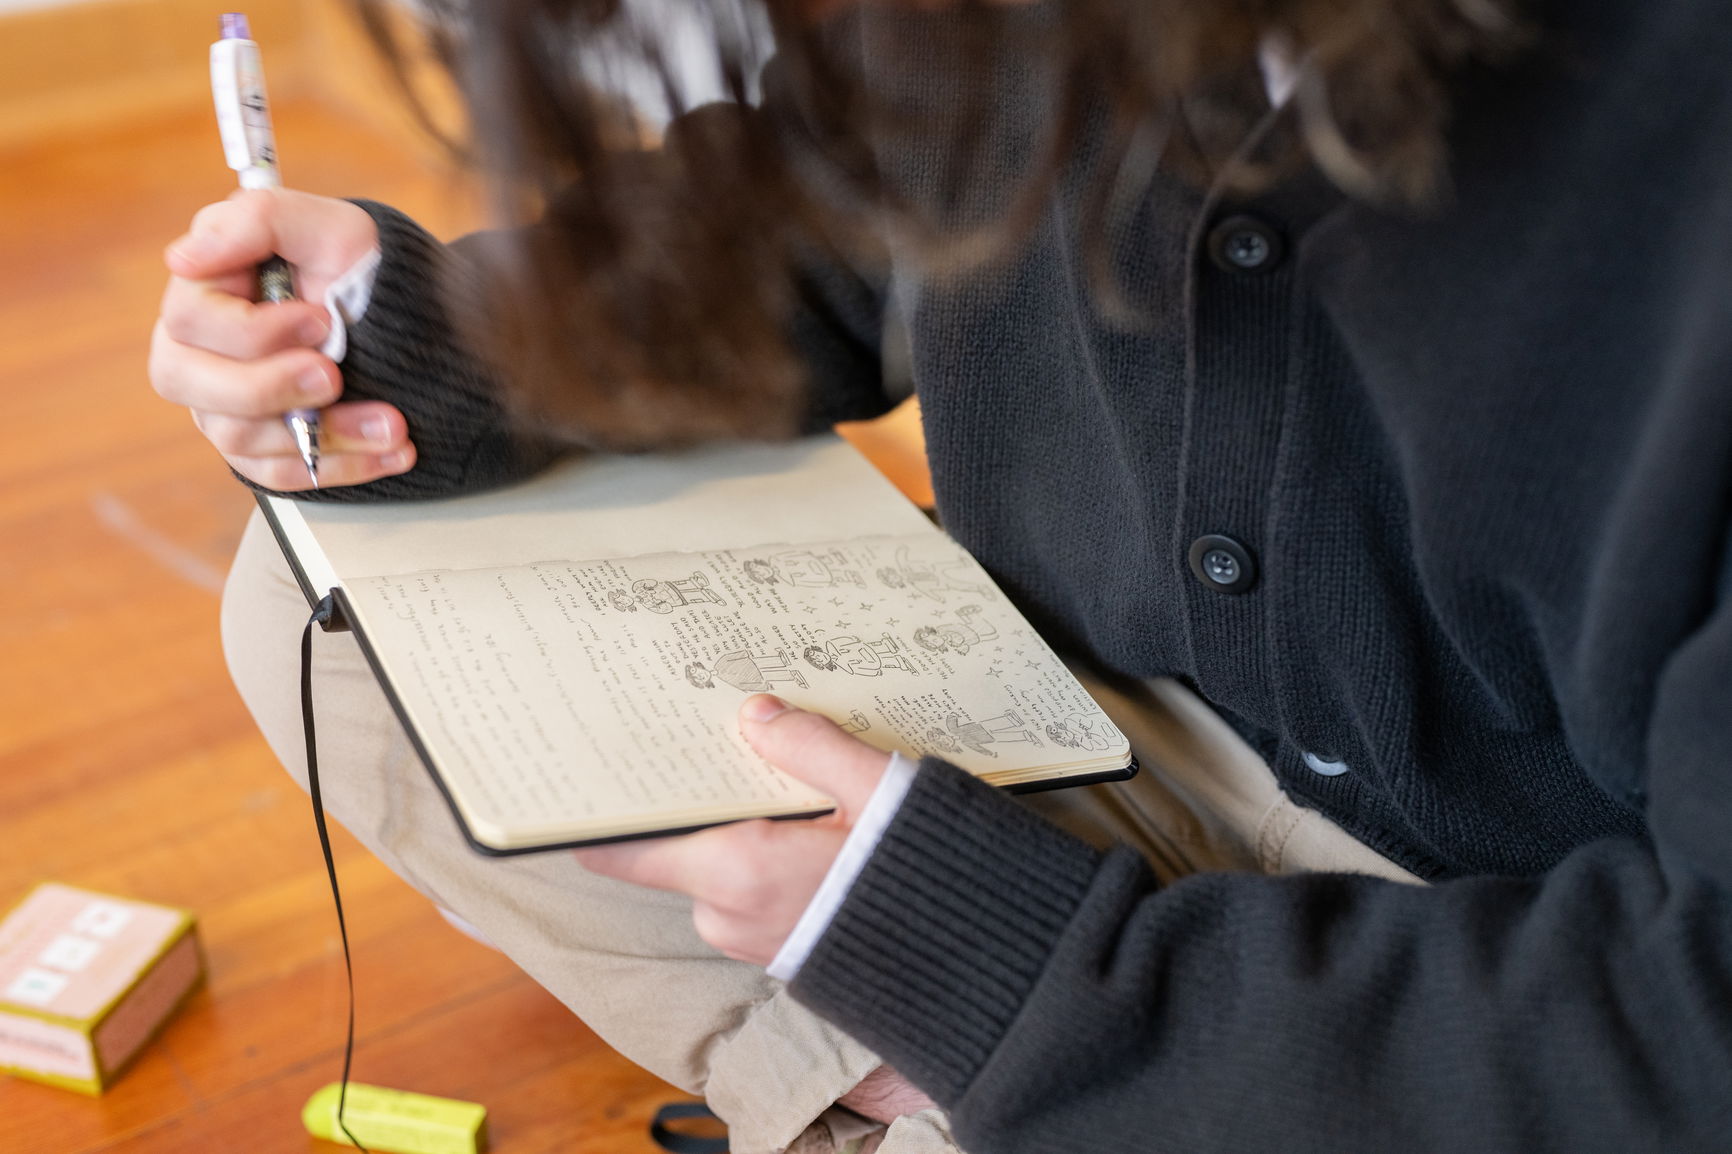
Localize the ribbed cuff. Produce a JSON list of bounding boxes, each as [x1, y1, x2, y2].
[[238, 201, 561, 503], [790, 758, 1102, 1105], [768, 752, 920, 982]]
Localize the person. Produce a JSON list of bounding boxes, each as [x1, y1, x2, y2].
[[149, 0, 1732, 1151]]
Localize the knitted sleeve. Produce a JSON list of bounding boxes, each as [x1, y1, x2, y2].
[[792, 732, 1732, 1152], [244, 197, 892, 504], [241, 200, 566, 503]]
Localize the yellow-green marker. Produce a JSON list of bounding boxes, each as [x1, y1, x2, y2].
[[303, 1082, 489, 1154]]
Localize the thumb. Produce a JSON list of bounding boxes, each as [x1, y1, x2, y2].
[[739, 695, 889, 820]]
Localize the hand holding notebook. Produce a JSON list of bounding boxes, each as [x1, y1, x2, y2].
[[261, 435, 1135, 853]]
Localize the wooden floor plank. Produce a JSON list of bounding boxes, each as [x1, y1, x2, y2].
[[0, 98, 685, 1154]]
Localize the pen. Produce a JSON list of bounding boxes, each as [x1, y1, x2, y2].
[[210, 12, 320, 488]]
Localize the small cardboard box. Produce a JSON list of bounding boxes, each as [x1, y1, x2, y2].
[[0, 883, 203, 1094]]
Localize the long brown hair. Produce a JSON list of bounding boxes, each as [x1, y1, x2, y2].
[[356, 0, 1524, 448]]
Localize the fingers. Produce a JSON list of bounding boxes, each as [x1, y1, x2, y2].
[[164, 189, 377, 290], [152, 190, 396, 492], [150, 307, 416, 491], [159, 273, 331, 358], [577, 818, 844, 964], [199, 399, 415, 492], [575, 699, 890, 965], [158, 190, 377, 365], [576, 824, 753, 898], [839, 1066, 940, 1125], [150, 318, 339, 415], [193, 400, 409, 458], [165, 193, 281, 279], [227, 439, 418, 492], [738, 696, 891, 819]]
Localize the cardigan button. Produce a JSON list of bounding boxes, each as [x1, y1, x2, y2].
[[1188, 534, 1258, 594], [1207, 215, 1284, 274], [1303, 751, 1350, 777]]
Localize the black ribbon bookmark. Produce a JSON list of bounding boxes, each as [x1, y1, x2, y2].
[[304, 595, 726, 1154], [302, 595, 370, 1153], [650, 1101, 730, 1154]]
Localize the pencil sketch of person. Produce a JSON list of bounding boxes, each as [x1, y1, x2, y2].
[[953, 604, 998, 643], [877, 546, 993, 603], [803, 633, 917, 677], [632, 572, 725, 614], [608, 589, 639, 612], [947, 709, 1039, 757], [742, 558, 780, 585], [668, 572, 725, 603], [1045, 713, 1121, 751], [924, 728, 963, 755], [911, 626, 946, 653], [711, 649, 809, 693], [632, 579, 679, 613], [685, 662, 714, 689], [911, 605, 1001, 657], [744, 549, 864, 589], [913, 625, 965, 655]]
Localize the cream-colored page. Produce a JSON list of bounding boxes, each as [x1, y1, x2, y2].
[[346, 532, 1126, 848], [269, 437, 933, 596]]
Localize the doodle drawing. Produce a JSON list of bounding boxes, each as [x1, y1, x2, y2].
[[743, 549, 865, 589], [625, 572, 726, 614], [911, 604, 1001, 656], [1044, 713, 1122, 752], [946, 710, 1040, 757], [876, 546, 994, 604], [924, 728, 963, 755], [706, 650, 811, 693], [839, 710, 871, 734], [803, 633, 918, 677]]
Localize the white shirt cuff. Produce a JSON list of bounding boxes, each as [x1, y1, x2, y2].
[[766, 751, 920, 982], [317, 246, 382, 363]]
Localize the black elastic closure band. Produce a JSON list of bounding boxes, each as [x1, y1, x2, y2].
[[303, 595, 370, 1153], [650, 1101, 730, 1154]]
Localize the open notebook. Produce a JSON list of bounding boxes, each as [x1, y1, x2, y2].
[[260, 435, 1134, 854]]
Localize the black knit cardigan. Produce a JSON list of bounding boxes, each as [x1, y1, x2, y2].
[[263, 0, 1732, 1147]]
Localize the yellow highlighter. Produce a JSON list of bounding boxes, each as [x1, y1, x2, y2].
[[303, 1082, 489, 1154]]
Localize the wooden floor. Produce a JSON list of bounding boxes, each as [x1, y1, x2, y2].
[[0, 100, 690, 1153]]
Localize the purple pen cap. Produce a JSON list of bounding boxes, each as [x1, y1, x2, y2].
[[220, 12, 251, 39]]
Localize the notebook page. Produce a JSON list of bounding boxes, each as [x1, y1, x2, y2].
[[267, 436, 933, 596], [344, 532, 1127, 848]]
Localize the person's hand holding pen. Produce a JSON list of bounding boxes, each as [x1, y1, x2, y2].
[[149, 189, 416, 491]]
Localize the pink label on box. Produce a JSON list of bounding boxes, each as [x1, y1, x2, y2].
[[0, 1011, 94, 1082], [0, 885, 183, 1021]]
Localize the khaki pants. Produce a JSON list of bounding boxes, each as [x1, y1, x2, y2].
[[221, 510, 1418, 1154]]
